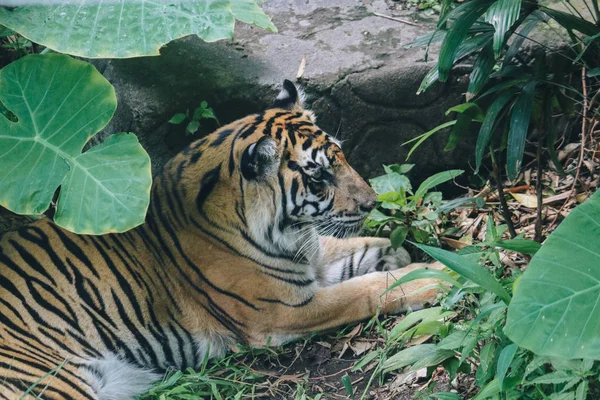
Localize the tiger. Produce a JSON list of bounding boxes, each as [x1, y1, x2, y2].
[[0, 80, 443, 400]]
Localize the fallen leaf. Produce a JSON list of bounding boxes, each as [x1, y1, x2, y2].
[[441, 237, 470, 250], [510, 193, 538, 208], [558, 143, 580, 161], [296, 54, 306, 79], [576, 193, 589, 203], [350, 340, 374, 356], [344, 324, 362, 339]]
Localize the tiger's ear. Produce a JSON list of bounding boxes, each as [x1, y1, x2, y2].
[[241, 136, 280, 180], [273, 79, 304, 111]]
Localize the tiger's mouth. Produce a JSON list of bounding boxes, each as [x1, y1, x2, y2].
[[316, 215, 366, 238]]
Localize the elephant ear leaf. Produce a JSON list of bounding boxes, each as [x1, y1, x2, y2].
[[505, 190, 600, 359], [0, 0, 277, 58], [0, 54, 151, 234]]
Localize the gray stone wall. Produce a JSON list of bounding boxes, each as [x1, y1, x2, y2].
[[92, 0, 475, 181]]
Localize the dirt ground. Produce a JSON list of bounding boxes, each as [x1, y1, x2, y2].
[[240, 323, 478, 399]]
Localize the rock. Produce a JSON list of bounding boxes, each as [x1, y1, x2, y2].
[[92, 0, 474, 182]]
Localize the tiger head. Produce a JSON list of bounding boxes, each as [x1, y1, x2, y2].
[[164, 80, 377, 259]]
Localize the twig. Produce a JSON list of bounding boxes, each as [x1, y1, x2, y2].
[[550, 66, 589, 229], [577, 66, 589, 190], [309, 365, 355, 381], [372, 12, 419, 26], [534, 137, 544, 243], [590, 119, 599, 166]]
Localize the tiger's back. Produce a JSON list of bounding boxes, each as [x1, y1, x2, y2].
[[0, 81, 442, 400]]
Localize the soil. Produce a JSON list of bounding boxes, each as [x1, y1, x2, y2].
[[240, 323, 478, 400]]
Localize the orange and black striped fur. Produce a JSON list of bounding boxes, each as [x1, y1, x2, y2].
[[0, 80, 443, 399]]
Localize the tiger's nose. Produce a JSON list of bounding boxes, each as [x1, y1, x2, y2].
[[358, 192, 377, 213]]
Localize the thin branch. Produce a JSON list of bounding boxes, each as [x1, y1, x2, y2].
[[534, 137, 544, 242], [550, 66, 589, 228], [372, 12, 419, 26]]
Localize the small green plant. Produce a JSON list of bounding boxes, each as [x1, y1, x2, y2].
[[364, 164, 466, 247], [406, 0, 600, 242], [0, 27, 32, 63], [169, 101, 219, 135], [456, 215, 541, 270], [355, 191, 600, 399]]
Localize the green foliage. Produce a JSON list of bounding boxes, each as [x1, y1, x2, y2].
[[0, 54, 151, 234], [140, 344, 319, 399], [505, 190, 600, 359], [0, 0, 276, 58], [0, 28, 32, 61], [410, 0, 600, 181], [364, 165, 465, 247], [141, 356, 263, 399], [414, 242, 511, 304], [360, 174, 600, 398], [169, 101, 219, 135]]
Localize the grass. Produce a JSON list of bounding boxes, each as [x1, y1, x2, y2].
[[139, 311, 467, 400]]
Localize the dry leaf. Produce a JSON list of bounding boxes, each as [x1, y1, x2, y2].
[[542, 191, 571, 204], [337, 341, 350, 358], [510, 193, 538, 208], [349, 340, 374, 356], [441, 237, 470, 250], [296, 54, 306, 79], [344, 324, 362, 338], [576, 193, 589, 203], [558, 143, 580, 161], [275, 374, 305, 383]]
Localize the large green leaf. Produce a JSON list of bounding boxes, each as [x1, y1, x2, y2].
[[540, 6, 600, 36], [467, 41, 496, 98], [413, 169, 464, 200], [0, 0, 276, 58], [444, 102, 485, 151], [496, 343, 518, 389], [413, 242, 511, 304], [438, 0, 495, 82], [475, 90, 515, 173], [370, 172, 411, 195], [405, 120, 458, 158], [507, 80, 536, 181], [502, 12, 542, 68], [505, 191, 600, 359], [390, 307, 456, 340], [418, 32, 492, 94], [495, 238, 541, 254], [405, 30, 447, 49], [485, 0, 522, 58], [0, 54, 151, 234], [383, 344, 455, 373], [382, 268, 462, 295]]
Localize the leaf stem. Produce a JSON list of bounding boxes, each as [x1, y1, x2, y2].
[[491, 148, 518, 238]]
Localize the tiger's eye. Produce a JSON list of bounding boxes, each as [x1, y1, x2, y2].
[[311, 169, 324, 182]]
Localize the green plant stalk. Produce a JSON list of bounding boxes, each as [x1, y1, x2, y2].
[[490, 148, 517, 238], [592, 0, 600, 22]]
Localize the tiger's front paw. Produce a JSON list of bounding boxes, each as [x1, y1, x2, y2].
[[377, 262, 445, 314], [370, 245, 411, 273]]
